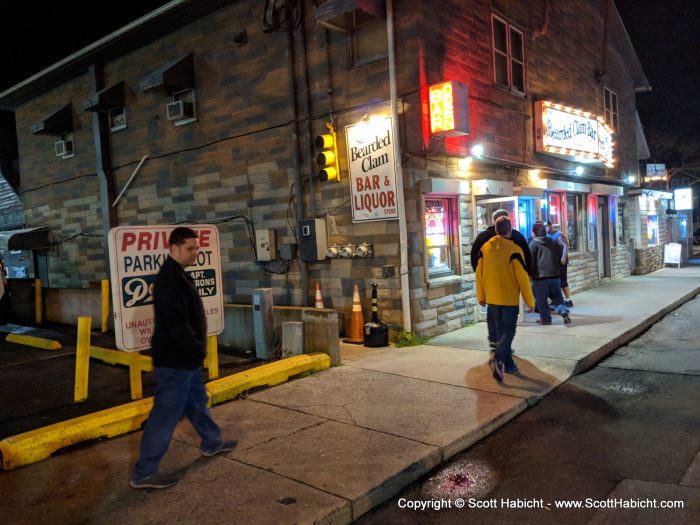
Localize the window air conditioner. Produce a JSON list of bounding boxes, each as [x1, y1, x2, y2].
[[54, 139, 73, 157], [166, 100, 194, 121]]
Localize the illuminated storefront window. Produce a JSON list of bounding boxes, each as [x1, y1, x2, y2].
[[587, 195, 598, 250], [425, 196, 457, 276], [567, 193, 584, 252], [647, 214, 659, 245], [609, 197, 618, 247]]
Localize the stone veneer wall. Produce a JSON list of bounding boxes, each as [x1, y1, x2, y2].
[[634, 245, 664, 274], [567, 251, 599, 293], [611, 241, 633, 279]]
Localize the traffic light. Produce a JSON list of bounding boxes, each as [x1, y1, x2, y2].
[[315, 122, 340, 182]]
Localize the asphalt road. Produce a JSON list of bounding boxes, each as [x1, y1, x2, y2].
[[357, 296, 700, 525], [0, 326, 258, 439]]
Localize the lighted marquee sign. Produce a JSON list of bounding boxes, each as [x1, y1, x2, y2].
[[534, 101, 615, 168], [429, 81, 469, 136], [644, 163, 667, 183], [345, 116, 398, 222]]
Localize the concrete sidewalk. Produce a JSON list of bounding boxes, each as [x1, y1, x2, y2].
[[2, 266, 700, 524]]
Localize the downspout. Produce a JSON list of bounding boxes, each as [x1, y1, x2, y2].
[[89, 64, 118, 274], [287, 18, 309, 305], [299, 1, 317, 217], [598, 0, 610, 82], [387, 0, 412, 333]]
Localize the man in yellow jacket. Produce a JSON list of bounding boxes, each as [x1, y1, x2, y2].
[[476, 217, 535, 382]]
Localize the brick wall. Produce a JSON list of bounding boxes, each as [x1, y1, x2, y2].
[[8, 0, 645, 337]]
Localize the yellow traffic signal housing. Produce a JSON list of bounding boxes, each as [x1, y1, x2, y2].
[[315, 123, 340, 182]]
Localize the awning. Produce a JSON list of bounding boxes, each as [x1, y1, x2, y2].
[[30, 104, 72, 135], [315, 0, 385, 30], [82, 81, 125, 111], [0, 227, 51, 251], [590, 183, 624, 196], [139, 53, 194, 92]]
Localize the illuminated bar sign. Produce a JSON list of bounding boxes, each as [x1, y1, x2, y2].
[[345, 116, 398, 222], [534, 100, 615, 168], [429, 80, 469, 136]]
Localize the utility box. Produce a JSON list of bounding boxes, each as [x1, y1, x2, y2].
[[256, 229, 276, 261], [299, 218, 328, 262], [282, 322, 304, 356], [252, 288, 274, 359]]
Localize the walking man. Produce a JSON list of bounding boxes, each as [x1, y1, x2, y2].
[[131, 227, 235, 489], [545, 220, 573, 307], [471, 209, 531, 350], [529, 223, 571, 325], [476, 217, 535, 382]]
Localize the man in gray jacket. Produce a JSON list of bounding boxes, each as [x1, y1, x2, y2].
[[528, 223, 571, 325]]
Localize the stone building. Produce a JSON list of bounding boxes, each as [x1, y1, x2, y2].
[[0, 0, 652, 337]]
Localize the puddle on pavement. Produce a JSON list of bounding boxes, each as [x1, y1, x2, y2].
[[420, 458, 497, 500], [597, 380, 649, 395]]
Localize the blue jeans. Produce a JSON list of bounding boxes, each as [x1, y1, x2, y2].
[[486, 306, 497, 344], [133, 367, 222, 480], [532, 278, 569, 322], [489, 305, 519, 366]]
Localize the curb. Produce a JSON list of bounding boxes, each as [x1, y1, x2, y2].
[[0, 353, 331, 470], [5, 333, 62, 350]]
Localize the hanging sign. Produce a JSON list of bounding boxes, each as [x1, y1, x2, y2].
[[429, 80, 470, 136], [345, 116, 398, 222], [107, 224, 224, 352], [534, 100, 615, 168]]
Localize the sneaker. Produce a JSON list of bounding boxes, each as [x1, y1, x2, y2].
[[536, 318, 552, 325], [488, 341, 497, 349], [201, 439, 238, 457], [130, 472, 179, 489], [565, 300, 573, 307], [489, 358, 504, 383], [504, 362, 519, 374], [562, 313, 572, 324]]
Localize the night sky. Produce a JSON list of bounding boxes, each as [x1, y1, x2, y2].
[[1, 1, 698, 149]]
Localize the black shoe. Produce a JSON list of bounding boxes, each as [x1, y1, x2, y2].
[[536, 318, 552, 325], [489, 358, 504, 383], [565, 300, 573, 307], [562, 313, 572, 324], [488, 341, 497, 349], [130, 472, 179, 489], [201, 439, 238, 457]]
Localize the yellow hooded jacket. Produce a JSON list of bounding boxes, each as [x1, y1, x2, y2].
[[476, 235, 535, 308]]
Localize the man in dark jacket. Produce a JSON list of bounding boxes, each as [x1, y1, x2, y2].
[[528, 223, 571, 325], [131, 227, 235, 489], [471, 209, 531, 348]]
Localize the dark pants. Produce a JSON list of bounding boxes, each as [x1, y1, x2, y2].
[[489, 304, 519, 366], [132, 367, 222, 481], [532, 277, 568, 322], [486, 306, 497, 344]]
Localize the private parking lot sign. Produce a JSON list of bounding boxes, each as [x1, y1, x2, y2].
[[108, 225, 224, 352]]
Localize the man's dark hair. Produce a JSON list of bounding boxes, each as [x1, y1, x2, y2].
[[495, 216, 511, 236], [169, 227, 198, 246], [545, 220, 553, 227], [533, 223, 547, 237]]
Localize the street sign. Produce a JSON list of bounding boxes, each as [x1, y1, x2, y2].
[[107, 225, 224, 352]]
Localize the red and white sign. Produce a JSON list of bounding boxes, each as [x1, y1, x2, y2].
[[345, 116, 398, 222], [107, 225, 224, 352]]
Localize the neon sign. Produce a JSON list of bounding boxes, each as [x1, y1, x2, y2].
[[428, 81, 469, 136]]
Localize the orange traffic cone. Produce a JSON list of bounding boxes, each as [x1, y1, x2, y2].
[[343, 283, 364, 344], [315, 283, 324, 309]]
